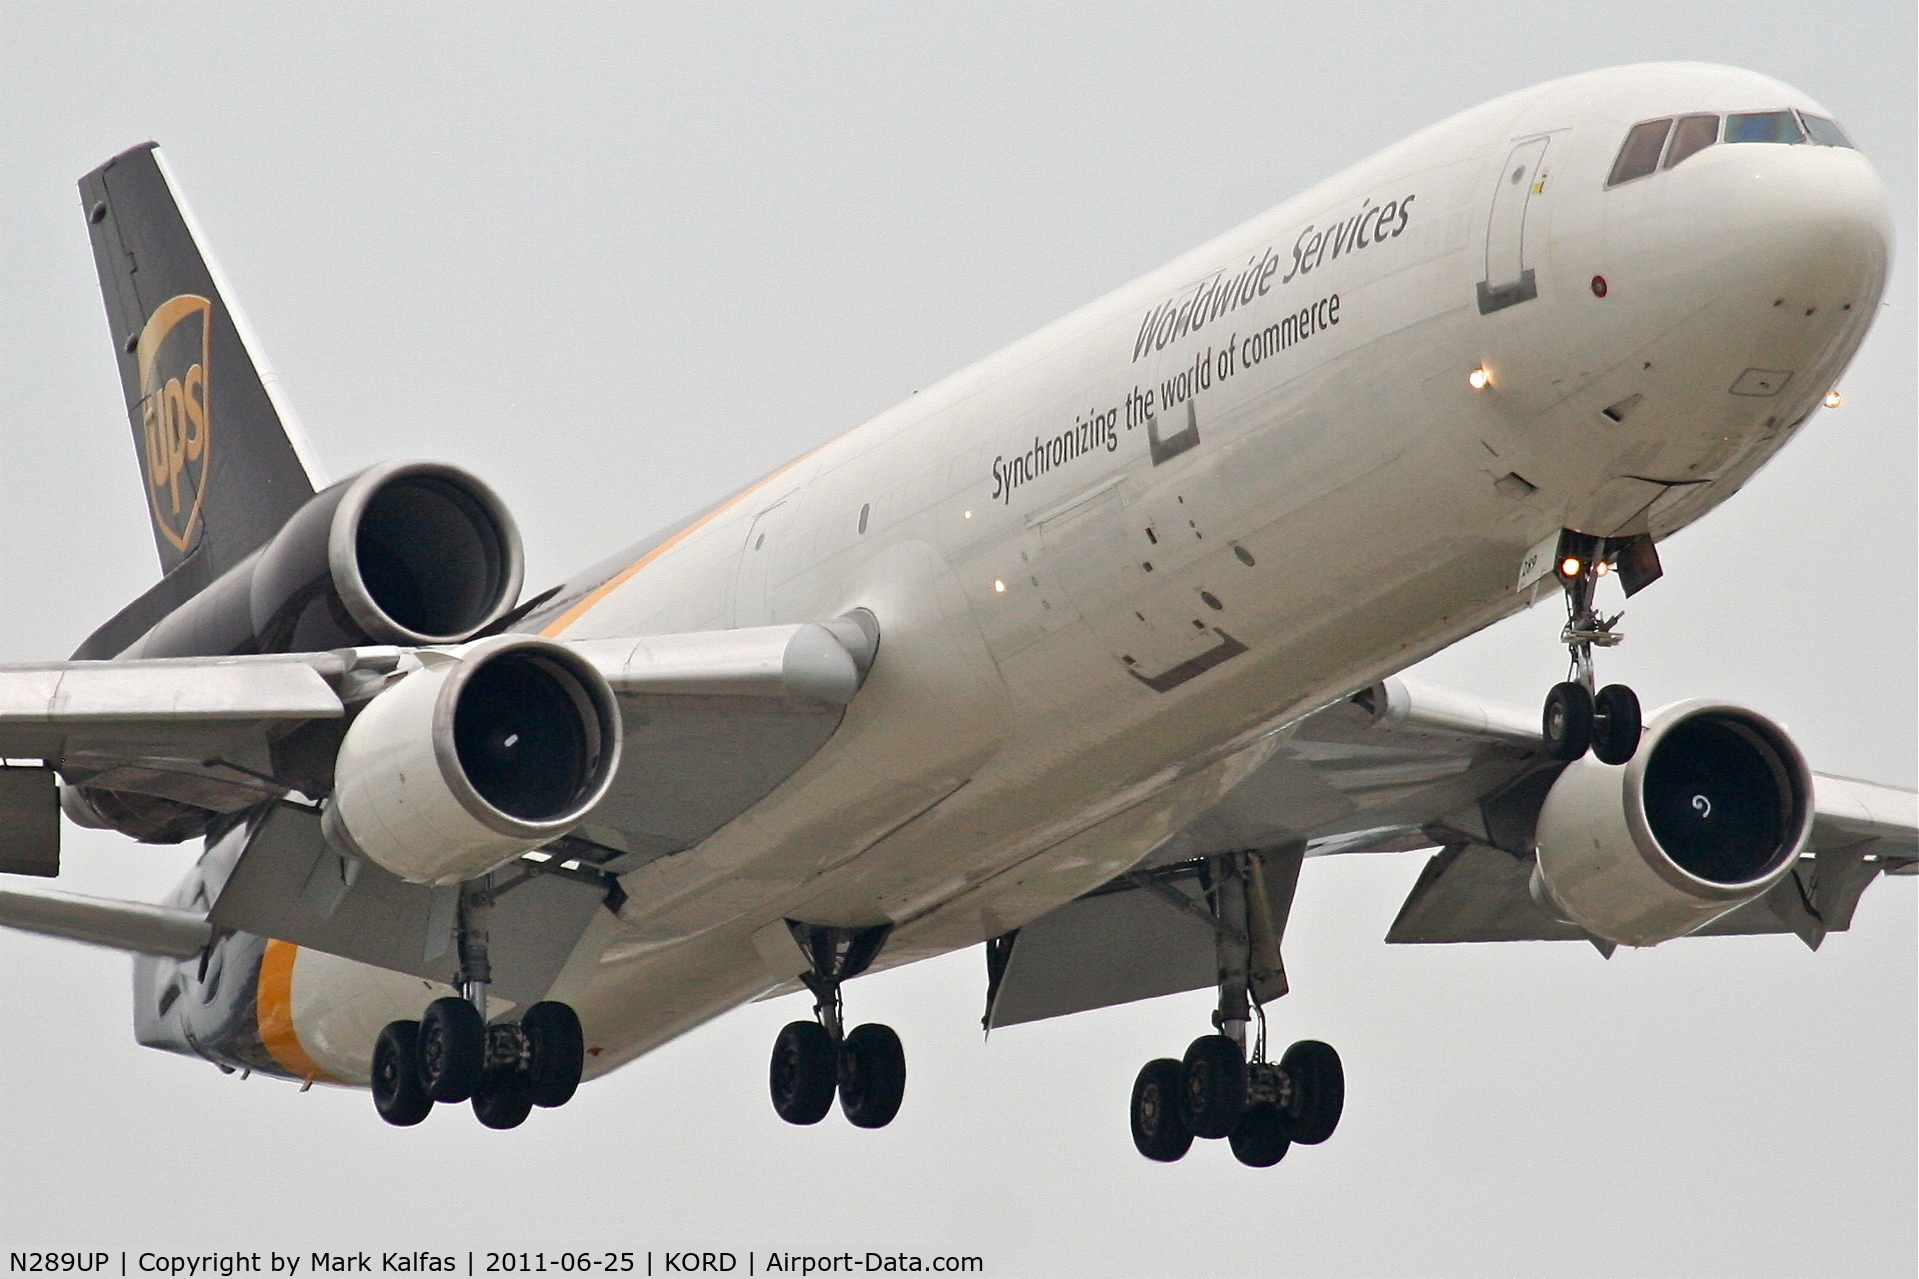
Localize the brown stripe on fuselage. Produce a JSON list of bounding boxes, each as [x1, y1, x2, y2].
[[256, 939, 334, 1083]]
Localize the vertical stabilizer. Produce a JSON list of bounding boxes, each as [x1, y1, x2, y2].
[[79, 143, 320, 585]]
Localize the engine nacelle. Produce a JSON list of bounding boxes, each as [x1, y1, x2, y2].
[[324, 636, 621, 885], [122, 459, 524, 659], [1531, 699, 1814, 947]]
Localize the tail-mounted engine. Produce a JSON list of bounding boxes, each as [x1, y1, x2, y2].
[[324, 636, 621, 885], [1530, 700, 1814, 946], [69, 461, 526, 843], [123, 459, 524, 660]]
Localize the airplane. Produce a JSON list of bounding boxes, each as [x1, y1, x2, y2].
[[0, 59, 1909, 1167]]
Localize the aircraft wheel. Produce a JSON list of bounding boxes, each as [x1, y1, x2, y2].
[[1229, 1103, 1291, 1167], [371, 1020, 433, 1127], [522, 1001, 585, 1108], [1592, 684, 1642, 765], [838, 1023, 906, 1129], [1281, 1039, 1344, 1145], [1543, 682, 1594, 761], [1130, 1058, 1193, 1162], [1181, 1034, 1248, 1139], [473, 1070, 534, 1130], [417, 996, 485, 1103], [769, 1021, 837, 1125]]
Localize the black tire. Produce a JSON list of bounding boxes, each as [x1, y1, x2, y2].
[[1181, 1034, 1248, 1140], [521, 1001, 585, 1109], [1543, 681, 1594, 761], [1130, 1058, 1193, 1162], [472, 1070, 534, 1130], [1229, 1104, 1291, 1168], [838, 1023, 906, 1129], [1592, 684, 1642, 765], [417, 997, 485, 1103], [1281, 1039, 1344, 1145], [371, 1020, 433, 1127], [769, 1021, 837, 1125]]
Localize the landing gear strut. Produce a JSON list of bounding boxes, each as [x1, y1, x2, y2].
[[370, 875, 587, 1129], [769, 922, 906, 1129], [1543, 532, 1642, 766], [1125, 848, 1344, 1167]]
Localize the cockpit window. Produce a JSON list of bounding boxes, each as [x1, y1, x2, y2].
[[1725, 111, 1803, 144], [1608, 118, 1673, 187], [1663, 114, 1719, 169], [1798, 113, 1854, 148]]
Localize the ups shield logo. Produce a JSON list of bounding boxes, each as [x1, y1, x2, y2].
[[136, 294, 212, 552]]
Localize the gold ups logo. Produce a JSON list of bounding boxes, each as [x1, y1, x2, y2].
[[136, 294, 212, 552]]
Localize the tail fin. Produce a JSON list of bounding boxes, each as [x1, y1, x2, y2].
[[78, 143, 320, 585]]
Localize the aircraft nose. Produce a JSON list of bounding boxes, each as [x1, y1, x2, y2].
[[1518, 125, 1893, 527], [1713, 138, 1893, 297], [1665, 138, 1892, 413]]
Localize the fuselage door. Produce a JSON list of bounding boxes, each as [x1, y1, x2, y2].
[[1478, 135, 1551, 314], [733, 492, 798, 626]]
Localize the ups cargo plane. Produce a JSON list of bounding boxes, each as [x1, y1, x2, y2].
[[0, 62, 1910, 1164]]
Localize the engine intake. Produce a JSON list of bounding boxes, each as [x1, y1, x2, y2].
[[324, 635, 621, 885], [1531, 699, 1814, 946], [123, 459, 523, 659]]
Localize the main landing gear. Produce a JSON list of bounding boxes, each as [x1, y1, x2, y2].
[[1126, 849, 1344, 1168], [769, 922, 907, 1130], [1541, 532, 1643, 766], [370, 878, 586, 1129]]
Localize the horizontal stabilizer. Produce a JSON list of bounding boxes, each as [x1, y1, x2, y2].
[[0, 885, 209, 958]]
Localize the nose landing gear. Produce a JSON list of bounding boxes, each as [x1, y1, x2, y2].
[[1124, 848, 1344, 1168], [768, 922, 907, 1130], [1542, 532, 1645, 766]]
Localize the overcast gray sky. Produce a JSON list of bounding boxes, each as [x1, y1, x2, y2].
[[1, 5, 1912, 1277]]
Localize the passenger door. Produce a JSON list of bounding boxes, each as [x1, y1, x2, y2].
[[1477, 135, 1551, 314]]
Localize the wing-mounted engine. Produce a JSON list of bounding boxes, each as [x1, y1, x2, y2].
[[1529, 700, 1815, 946], [324, 636, 621, 885]]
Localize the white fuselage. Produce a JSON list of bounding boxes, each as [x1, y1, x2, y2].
[[161, 62, 1889, 1086]]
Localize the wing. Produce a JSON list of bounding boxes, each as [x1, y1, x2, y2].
[[0, 620, 874, 1005], [985, 677, 1916, 1029]]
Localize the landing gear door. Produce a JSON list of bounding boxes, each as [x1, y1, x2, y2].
[[1478, 135, 1550, 314]]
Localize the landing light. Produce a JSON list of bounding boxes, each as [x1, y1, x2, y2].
[[1468, 367, 1492, 390], [1595, 560, 1612, 577], [1823, 390, 1843, 408], [993, 579, 1006, 593], [1560, 556, 1583, 577]]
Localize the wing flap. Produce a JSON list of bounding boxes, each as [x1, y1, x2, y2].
[[1384, 843, 1600, 946], [984, 876, 1218, 1030]]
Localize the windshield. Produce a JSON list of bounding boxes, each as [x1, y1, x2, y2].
[[1725, 111, 1804, 144]]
